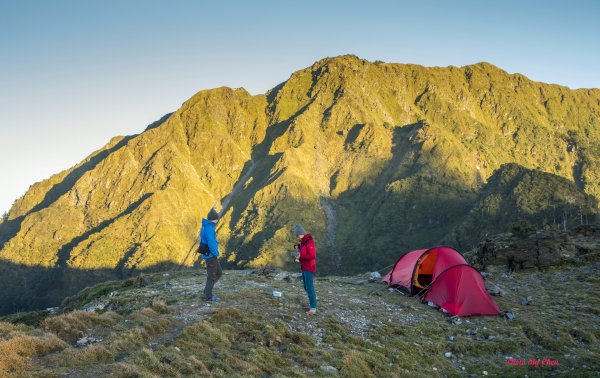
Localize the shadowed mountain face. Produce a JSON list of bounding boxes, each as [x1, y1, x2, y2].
[[1, 55, 599, 313]]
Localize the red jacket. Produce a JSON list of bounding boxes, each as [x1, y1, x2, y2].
[[297, 233, 316, 273]]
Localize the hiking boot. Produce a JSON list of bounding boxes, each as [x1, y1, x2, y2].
[[305, 309, 317, 315], [204, 296, 220, 302]]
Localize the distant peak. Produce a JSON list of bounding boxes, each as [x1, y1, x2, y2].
[[463, 62, 508, 74], [311, 54, 369, 69]]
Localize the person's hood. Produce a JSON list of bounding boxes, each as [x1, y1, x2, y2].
[[300, 233, 313, 243], [202, 218, 216, 227]]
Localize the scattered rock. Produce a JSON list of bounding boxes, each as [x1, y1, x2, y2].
[[444, 352, 452, 358], [449, 336, 455, 341], [483, 371, 488, 376], [83, 300, 108, 313], [369, 272, 382, 282], [45, 307, 59, 315], [319, 365, 339, 374], [466, 329, 477, 336], [76, 336, 100, 347], [485, 280, 506, 297], [449, 316, 462, 325], [273, 272, 289, 281], [521, 296, 533, 305], [502, 311, 516, 320]]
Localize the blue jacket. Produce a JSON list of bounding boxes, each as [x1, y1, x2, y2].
[[200, 218, 219, 259]]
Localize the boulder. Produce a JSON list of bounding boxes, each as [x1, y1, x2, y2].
[[319, 365, 339, 374]]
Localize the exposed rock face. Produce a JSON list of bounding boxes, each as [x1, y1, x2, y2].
[[472, 225, 600, 271]]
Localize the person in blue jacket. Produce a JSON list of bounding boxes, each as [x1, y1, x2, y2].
[[201, 208, 222, 301]]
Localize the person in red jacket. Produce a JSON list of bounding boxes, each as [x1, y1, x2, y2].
[[294, 225, 317, 315]]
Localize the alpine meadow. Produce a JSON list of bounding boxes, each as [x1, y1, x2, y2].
[[1, 55, 599, 314]]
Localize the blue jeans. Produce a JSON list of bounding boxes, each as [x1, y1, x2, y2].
[[302, 270, 317, 309]]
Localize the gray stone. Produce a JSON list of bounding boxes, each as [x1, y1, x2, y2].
[[319, 365, 339, 374], [83, 300, 108, 313], [76, 336, 99, 347], [521, 296, 533, 305]]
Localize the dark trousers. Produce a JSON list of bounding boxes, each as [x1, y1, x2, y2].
[[203, 257, 222, 300], [302, 270, 317, 309]]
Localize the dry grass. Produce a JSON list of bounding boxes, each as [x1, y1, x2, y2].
[[63, 344, 116, 362], [3, 263, 598, 376], [150, 299, 170, 314], [42, 310, 122, 343], [0, 332, 66, 375]]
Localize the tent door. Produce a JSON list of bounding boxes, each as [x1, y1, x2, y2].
[[413, 251, 438, 288]]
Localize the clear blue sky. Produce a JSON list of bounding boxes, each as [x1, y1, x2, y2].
[[1, 0, 599, 214]]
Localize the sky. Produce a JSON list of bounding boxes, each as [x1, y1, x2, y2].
[[1, 0, 599, 214]]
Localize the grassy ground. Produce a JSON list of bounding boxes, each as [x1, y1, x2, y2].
[[1, 263, 599, 377]]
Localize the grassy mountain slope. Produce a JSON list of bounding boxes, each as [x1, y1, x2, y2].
[[0, 55, 599, 313], [1, 262, 599, 377]]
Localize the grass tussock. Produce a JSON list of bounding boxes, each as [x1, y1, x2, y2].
[[0, 332, 66, 375], [65, 343, 116, 362], [150, 299, 170, 314], [129, 308, 173, 335], [42, 310, 122, 343]]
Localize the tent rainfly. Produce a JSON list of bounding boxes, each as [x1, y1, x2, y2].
[[383, 246, 500, 317]]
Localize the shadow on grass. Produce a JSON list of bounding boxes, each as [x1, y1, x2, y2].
[[0, 259, 200, 316]]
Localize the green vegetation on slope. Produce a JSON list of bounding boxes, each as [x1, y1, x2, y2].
[[0, 55, 599, 313]]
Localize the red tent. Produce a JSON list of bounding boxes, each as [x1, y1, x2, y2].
[[383, 246, 500, 317]]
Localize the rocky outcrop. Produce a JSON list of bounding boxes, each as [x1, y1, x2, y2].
[[471, 225, 600, 271]]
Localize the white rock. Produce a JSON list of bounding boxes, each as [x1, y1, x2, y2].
[[83, 300, 108, 312], [483, 371, 488, 376], [319, 365, 339, 374], [444, 352, 452, 358]]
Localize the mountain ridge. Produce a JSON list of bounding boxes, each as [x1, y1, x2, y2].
[[1, 54, 598, 313]]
